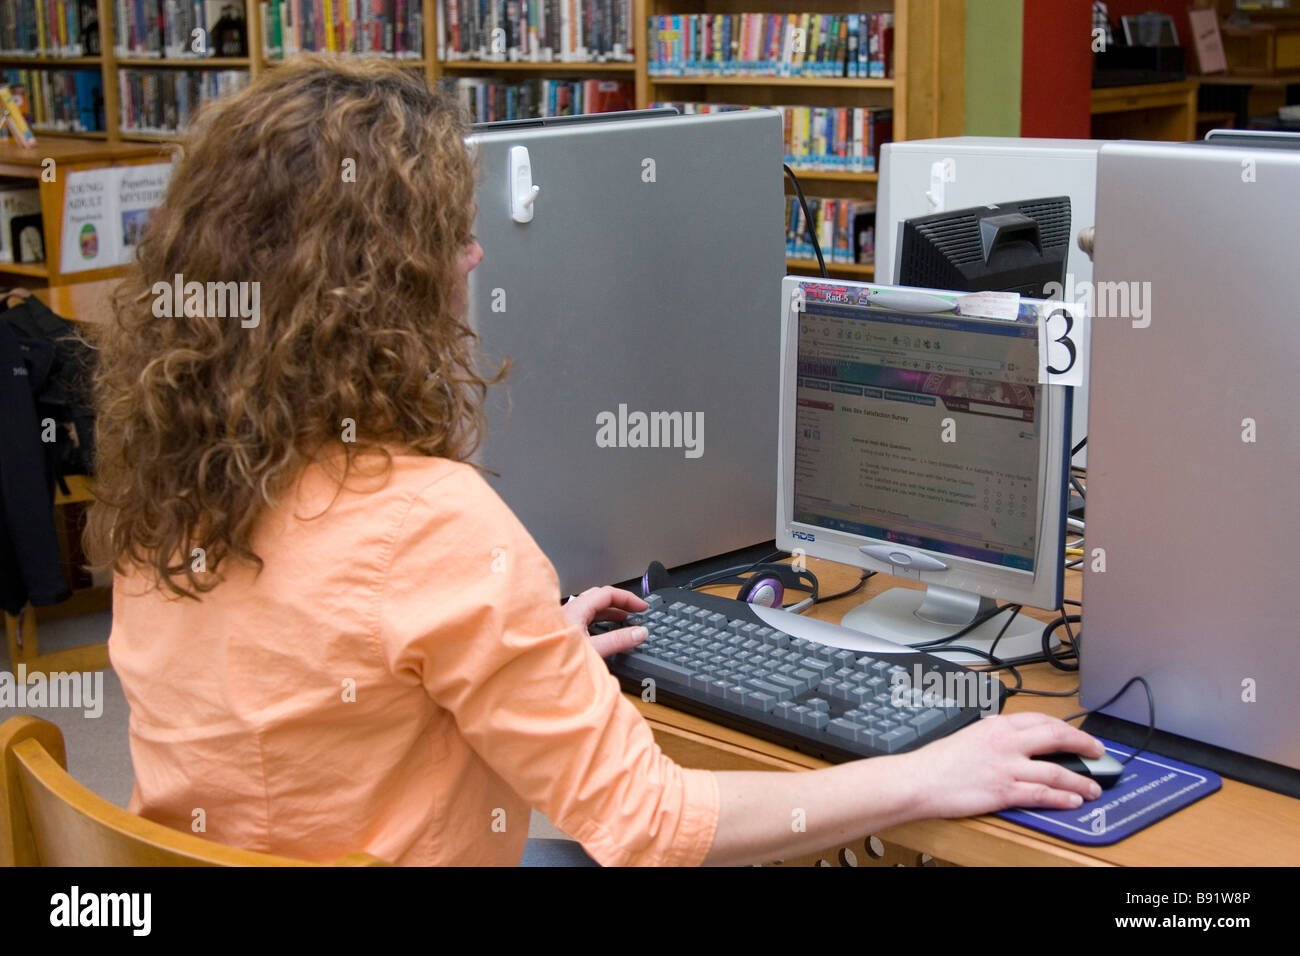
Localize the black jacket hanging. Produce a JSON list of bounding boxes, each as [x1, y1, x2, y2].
[[0, 318, 71, 614]]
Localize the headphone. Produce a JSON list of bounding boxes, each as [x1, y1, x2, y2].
[[640, 559, 819, 614]]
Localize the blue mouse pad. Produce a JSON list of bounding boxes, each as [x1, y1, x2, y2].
[[996, 739, 1222, 846]]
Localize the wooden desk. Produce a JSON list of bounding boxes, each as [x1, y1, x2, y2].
[[1091, 81, 1199, 142], [630, 556, 1300, 866]]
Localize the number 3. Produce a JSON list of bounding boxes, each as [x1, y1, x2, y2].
[[1045, 307, 1077, 376]]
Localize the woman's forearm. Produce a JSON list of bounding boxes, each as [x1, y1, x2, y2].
[[703, 756, 922, 866], [700, 713, 1103, 866]]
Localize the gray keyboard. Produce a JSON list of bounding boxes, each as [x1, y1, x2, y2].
[[604, 588, 1005, 762]]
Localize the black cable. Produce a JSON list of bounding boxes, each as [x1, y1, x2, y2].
[[1070, 474, 1086, 502], [1042, 613, 1082, 672], [936, 644, 1023, 695], [686, 549, 785, 590], [814, 569, 874, 605], [984, 605, 1023, 660], [1071, 436, 1087, 456], [1064, 676, 1156, 764], [911, 602, 1021, 650], [1009, 684, 1080, 698], [783, 163, 828, 278]]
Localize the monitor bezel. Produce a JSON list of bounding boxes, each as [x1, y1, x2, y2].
[[776, 276, 1070, 612]]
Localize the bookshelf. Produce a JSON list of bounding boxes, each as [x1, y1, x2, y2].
[[0, 136, 169, 284], [431, 1, 964, 278], [0, 0, 963, 278]]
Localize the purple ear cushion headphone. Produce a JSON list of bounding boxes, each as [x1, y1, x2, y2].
[[641, 560, 817, 612], [641, 560, 673, 597], [736, 573, 785, 608]]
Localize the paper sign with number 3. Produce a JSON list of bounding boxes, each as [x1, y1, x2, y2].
[[1036, 301, 1088, 389]]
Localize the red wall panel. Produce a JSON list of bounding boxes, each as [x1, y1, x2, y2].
[[1021, 0, 1094, 137]]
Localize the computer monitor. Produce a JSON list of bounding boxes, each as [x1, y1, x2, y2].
[[776, 277, 1072, 663], [896, 197, 1072, 299], [465, 109, 786, 593]]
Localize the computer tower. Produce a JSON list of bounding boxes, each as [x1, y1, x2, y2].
[[879, 137, 1104, 465], [1083, 140, 1300, 773]]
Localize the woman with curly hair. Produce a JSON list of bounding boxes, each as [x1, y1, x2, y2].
[[88, 54, 1103, 867]]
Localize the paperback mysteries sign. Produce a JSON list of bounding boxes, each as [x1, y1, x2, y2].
[[60, 163, 171, 274]]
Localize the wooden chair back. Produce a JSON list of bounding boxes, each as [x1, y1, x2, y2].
[[1, 715, 387, 866]]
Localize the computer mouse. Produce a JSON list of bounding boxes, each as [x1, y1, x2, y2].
[[1032, 750, 1127, 790]]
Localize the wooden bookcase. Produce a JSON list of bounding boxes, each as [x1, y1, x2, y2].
[[0, 0, 964, 281], [431, 0, 965, 279]]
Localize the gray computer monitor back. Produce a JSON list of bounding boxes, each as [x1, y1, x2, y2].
[[1083, 140, 1300, 770], [465, 110, 786, 592]]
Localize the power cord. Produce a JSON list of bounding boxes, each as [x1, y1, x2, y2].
[[1065, 676, 1156, 765], [910, 602, 1022, 651], [783, 163, 828, 278], [814, 569, 874, 605], [1042, 609, 1081, 672]]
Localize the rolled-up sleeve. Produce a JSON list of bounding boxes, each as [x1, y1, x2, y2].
[[375, 464, 720, 866]]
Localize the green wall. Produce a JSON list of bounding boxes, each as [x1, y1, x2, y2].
[[965, 0, 1022, 135]]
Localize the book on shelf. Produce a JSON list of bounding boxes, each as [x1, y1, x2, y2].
[[0, 0, 100, 57], [0, 82, 36, 144], [261, 0, 424, 59], [0, 186, 41, 262], [114, 0, 251, 58], [655, 102, 892, 174], [442, 74, 632, 122], [118, 67, 247, 134], [786, 195, 874, 265], [436, 0, 635, 64], [647, 11, 892, 78], [0, 68, 102, 131]]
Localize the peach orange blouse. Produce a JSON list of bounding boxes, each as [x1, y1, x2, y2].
[[108, 453, 720, 865]]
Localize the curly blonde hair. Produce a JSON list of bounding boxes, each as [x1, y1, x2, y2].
[[87, 55, 496, 597]]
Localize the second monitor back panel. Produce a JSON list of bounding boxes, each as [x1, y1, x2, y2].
[[467, 110, 787, 593]]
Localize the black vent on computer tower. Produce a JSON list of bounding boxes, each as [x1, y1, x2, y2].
[[898, 197, 1072, 298]]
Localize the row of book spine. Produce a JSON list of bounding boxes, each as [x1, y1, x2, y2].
[[118, 67, 247, 132], [2, 66, 101, 128], [441, 74, 630, 122], [437, 0, 633, 63], [114, 0, 219, 57], [0, 0, 98, 56], [262, 0, 423, 58], [654, 102, 892, 174], [648, 11, 893, 78], [786, 195, 875, 265]]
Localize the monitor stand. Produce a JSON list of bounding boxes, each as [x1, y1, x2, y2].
[[839, 584, 1059, 665]]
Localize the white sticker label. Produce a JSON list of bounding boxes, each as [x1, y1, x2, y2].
[[1036, 300, 1088, 388], [956, 291, 1021, 321]]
